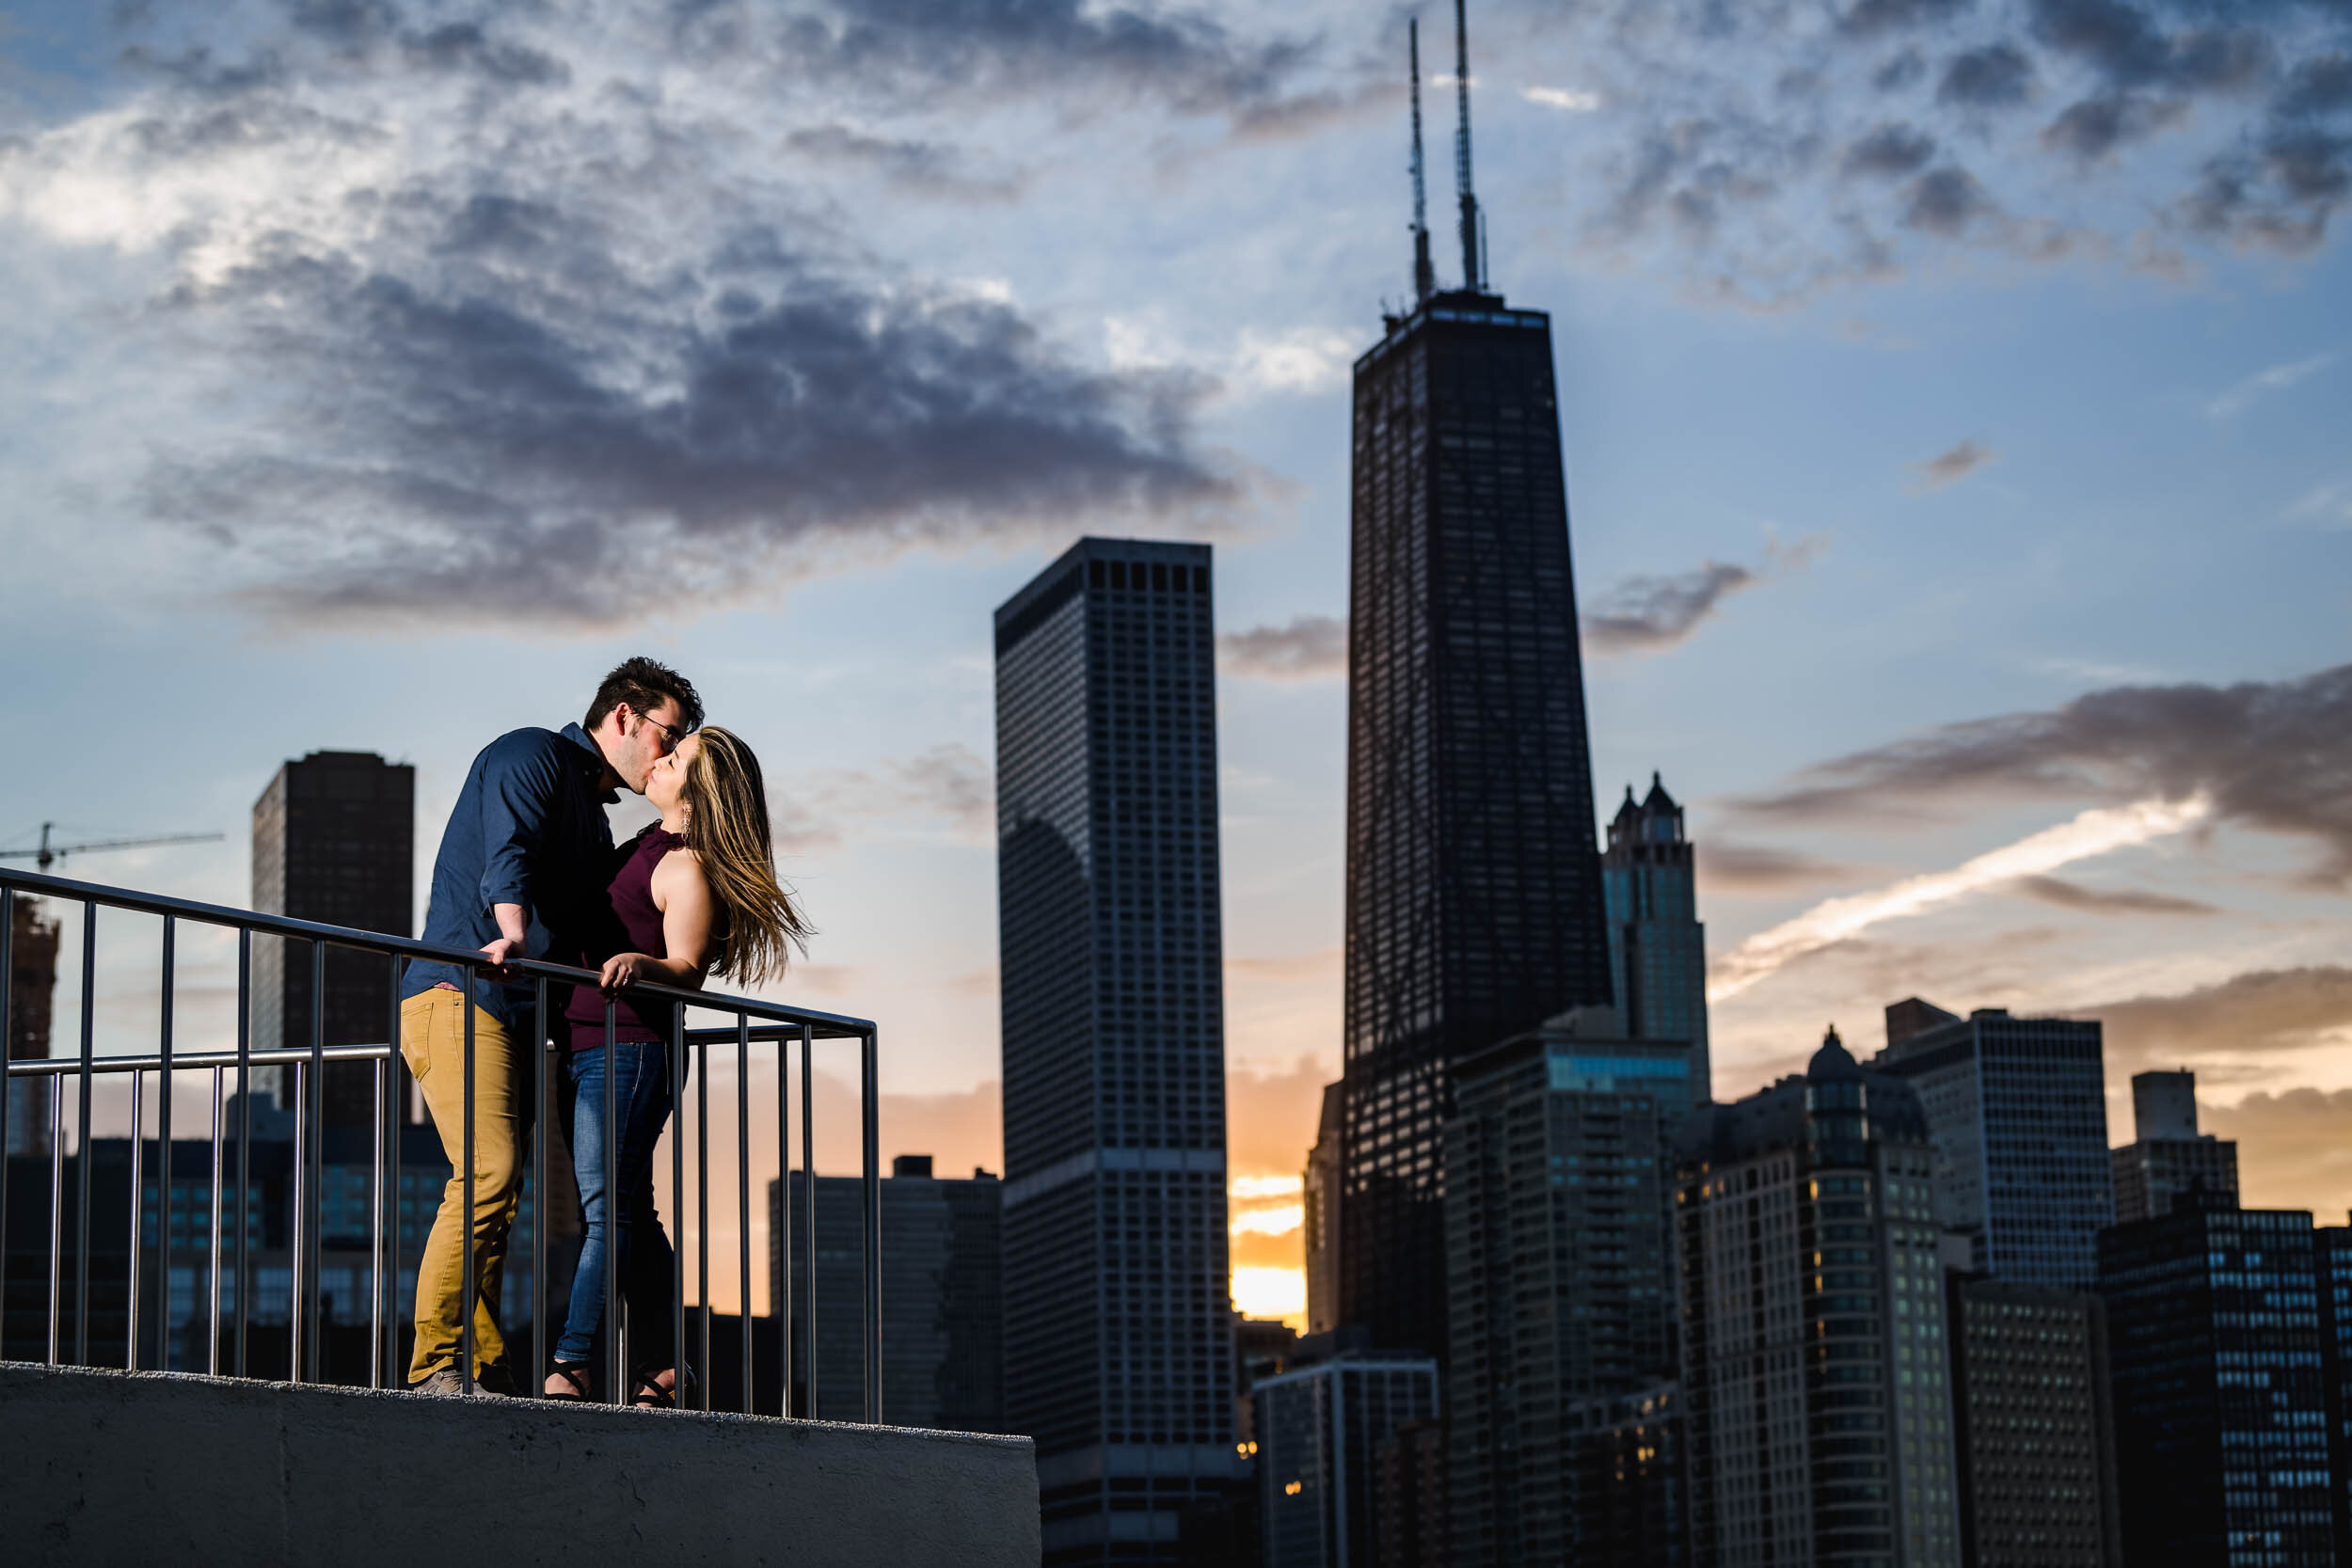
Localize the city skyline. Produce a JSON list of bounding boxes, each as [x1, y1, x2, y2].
[[3, 0, 2349, 1329]]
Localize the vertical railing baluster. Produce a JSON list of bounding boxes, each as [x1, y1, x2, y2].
[[303, 941, 326, 1383], [233, 928, 251, 1379], [127, 1069, 144, 1370], [738, 1011, 752, 1415], [1, 887, 13, 1360], [781, 1023, 802, 1418], [290, 1057, 308, 1383], [74, 900, 95, 1367], [371, 1051, 386, 1390], [47, 1073, 63, 1366], [861, 1027, 881, 1425], [800, 1025, 814, 1419], [460, 980, 477, 1397], [532, 977, 548, 1400], [672, 1010, 687, 1411], [207, 1066, 224, 1376], [157, 916, 174, 1373], [604, 998, 619, 1405], [697, 1024, 711, 1412], [385, 955, 402, 1388]]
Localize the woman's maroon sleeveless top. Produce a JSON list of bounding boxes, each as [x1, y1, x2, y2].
[[564, 824, 687, 1052]]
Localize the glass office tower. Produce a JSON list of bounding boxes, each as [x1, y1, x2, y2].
[[1340, 292, 1613, 1363], [994, 538, 1237, 1564]]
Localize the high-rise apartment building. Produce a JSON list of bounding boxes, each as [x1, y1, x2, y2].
[[1563, 1383, 1688, 1568], [768, 1157, 1003, 1429], [2097, 1189, 2332, 1565], [1677, 1030, 1961, 1567], [993, 538, 1235, 1563], [1944, 1277, 2122, 1567], [1869, 1000, 2113, 1287], [1304, 1083, 1343, 1337], [1601, 774, 1709, 1100], [1443, 1007, 1692, 1563], [2316, 1222, 2352, 1565], [251, 752, 414, 1126], [4, 896, 59, 1157], [1255, 1355, 1442, 1568], [2110, 1069, 2239, 1224]]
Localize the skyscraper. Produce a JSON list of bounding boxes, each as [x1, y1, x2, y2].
[[1676, 1029, 1962, 1567], [1601, 773, 1710, 1099], [2314, 1221, 2352, 1564], [1304, 1082, 1343, 1337], [1443, 1007, 1692, 1563], [4, 896, 59, 1157], [251, 751, 414, 1126], [2098, 1188, 2333, 1565], [2110, 1069, 2239, 1224], [1944, 1277, 2122, 1567], [1868, 999, 2114, 1287], [993, 538, 1236, 1564], [769, 1157, 1003, 1429], [1340, 3, 1612, 1362], [1255, 1354, 1442, 1568]]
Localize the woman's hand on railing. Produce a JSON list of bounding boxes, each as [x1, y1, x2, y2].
[[597, 951, 704, 994]]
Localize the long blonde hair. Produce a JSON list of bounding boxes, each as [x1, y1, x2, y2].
[[678, 726, 812, 986]]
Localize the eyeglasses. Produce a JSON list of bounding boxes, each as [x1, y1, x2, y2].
[[640, 713, 685, 754]]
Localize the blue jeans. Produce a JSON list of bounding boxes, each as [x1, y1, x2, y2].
[[557, 1041, 680, 1370]]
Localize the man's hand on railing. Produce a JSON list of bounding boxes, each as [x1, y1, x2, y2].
[[478, 937, 528, 977]]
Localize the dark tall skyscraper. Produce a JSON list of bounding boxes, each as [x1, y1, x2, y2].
[[993, 538, 1236, 1565], [1868, 999, 2114, 1287], [2315, 1221, 2352, 1564], [2098, 1189, 2333, 1566], [1601, 773, 1710, 1100], [251, 752, 414, 1127], [1339, 8, 1611, 1362]]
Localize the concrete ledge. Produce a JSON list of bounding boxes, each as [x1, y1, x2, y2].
[[0, 1362, 1038, 1566]]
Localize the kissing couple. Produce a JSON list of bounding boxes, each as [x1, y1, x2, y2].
[[395, 657, 809, 1403]]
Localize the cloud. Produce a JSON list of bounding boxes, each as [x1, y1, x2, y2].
[[1524, 86, 1602, 112], [1697, 841, 1869, 894], [2041, 92, 2190, 162], [1708, 796, 2213, 1001], [1732, 662, 2352, 884], [784, 743, 994, 845], [782, 124, 1025, 203], [1219, 614, 1347, 681], [1902, 166, 1999, 236], [1911, 438, 1995, 487], [1843, 123, 1940, 178], [1938, 42, 2038, 108], [2203, 1086, 2352, 1221], [2091, 964, 2352, 1077], [2005, 873, 2217, 915], [1581, 531, 1826, 656], [2206, 352, 2335, 419]]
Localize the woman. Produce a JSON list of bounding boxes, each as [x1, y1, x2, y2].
[[543, 725, 810, 1404]]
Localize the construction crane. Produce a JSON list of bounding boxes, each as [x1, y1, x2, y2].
[[0, 821, 224, 873]]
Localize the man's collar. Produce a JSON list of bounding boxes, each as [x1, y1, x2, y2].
[[559, 722, 622, 803]]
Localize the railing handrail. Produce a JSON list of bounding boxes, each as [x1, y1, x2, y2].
[[0, 863, 872, 1038]]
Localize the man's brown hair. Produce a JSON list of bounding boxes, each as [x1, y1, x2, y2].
[[584, 657, 704, 735]]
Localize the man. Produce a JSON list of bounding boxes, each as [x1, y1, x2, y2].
[[399, 657, 703, 1396]]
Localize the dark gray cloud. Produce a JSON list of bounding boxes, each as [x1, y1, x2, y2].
[[1840, 0, 1977, 39], [1938, 42, 2037, 107], [2041, 92, 2187, 161], [1902, 165, 1998, 235], [1696, 841, 1869, 893], [2092, 963, 2352, 1074], [1219, 614, 1347, 681], [147, 219, 1241, 626], [2006, 873, 2218, 915], [1912, 437, 1995, 484], [783, 124, 1024, 203], [1734, 662, 2352, 884], [1843, 122, 1940, 177], [2026, 0, 2270, 93], [1582, 561, 1759, 654]]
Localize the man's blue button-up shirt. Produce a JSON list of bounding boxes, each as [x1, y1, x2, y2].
[[400, 722, 617, 1032]]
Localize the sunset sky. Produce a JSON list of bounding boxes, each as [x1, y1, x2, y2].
[[4, 0, 2347, 1325]]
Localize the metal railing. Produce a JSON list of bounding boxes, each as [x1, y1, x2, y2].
[[0, 864, 882, 1419]]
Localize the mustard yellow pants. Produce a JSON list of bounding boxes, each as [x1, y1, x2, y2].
[[401, 988, 530, 1384]]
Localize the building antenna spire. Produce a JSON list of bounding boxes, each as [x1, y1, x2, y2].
[[1409, 19, 1436, 303], [1453, 0, 1483, 292]]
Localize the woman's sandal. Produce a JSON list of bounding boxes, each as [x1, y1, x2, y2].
[[630, 1365, 691, 1409], [543, 1361, 594, 1402]]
